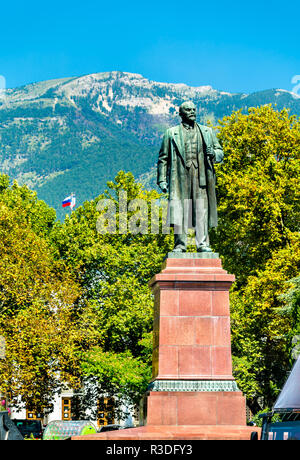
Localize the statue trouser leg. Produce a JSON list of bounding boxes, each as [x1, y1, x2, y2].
[[173, 222, 209, 251], [194, 187, 210, 251], [173, 165, 209, 252], [173, 231, 187, 251], [172, 166, 192, 251]]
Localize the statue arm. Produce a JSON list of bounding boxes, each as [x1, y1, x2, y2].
[[157, 131, 170, 191], [211, 129, 224, 164]]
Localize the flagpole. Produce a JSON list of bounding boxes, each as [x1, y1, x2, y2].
[[62, 193, 75, 216], [71, 193, 73, 215], [71, 192, 75, 215]]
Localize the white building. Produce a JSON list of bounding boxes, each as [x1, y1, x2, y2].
[[10, 386, 137, 430]]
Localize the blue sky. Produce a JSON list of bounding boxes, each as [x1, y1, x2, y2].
[[0, 0, 299, 93]]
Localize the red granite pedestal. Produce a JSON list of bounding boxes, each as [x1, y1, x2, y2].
[[73, 255, 260, 440]]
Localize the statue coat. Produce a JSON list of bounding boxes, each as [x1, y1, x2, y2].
[[157, 123, 224, 229]]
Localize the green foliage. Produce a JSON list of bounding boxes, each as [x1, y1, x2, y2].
[[82, 348, 151, 405], [210, 106, 300, 412], [250, 409, 281, 427], [230, 239, 300, 410], [279, 276, 300, 335], [212, 105, 300, 285], [278, 275, 300, 362], [0, 174, 56, 238], [0, 176, 89, 413]]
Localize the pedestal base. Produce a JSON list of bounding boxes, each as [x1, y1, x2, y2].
[[142, 390, 247, 426], [72, 257, 256, 441], [72, 425, 260, 440]]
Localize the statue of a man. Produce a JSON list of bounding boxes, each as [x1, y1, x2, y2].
[[157, 101, 224, 253]]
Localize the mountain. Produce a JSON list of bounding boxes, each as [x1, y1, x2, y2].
[[0, 71, 299, 219]]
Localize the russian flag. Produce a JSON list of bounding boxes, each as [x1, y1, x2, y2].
[[62, 195, 76, 209]]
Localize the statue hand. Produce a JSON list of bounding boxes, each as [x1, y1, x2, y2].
[[159, 182, 168, 193], [207, 147, 215, 160]]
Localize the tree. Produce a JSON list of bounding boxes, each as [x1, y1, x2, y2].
[[211, 105, 300, 286], [210, 106, 300, 412], [230, 237, 300, 412], [278, 274, 300, 359], [0, 174, 56, 239], [0, 178, 92, 414]]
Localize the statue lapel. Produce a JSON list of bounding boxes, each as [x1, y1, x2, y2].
[[197, 124, 210, 149], [172, 124, 185, 165]]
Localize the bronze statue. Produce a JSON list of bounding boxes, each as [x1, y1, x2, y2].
[[157, 101, 224, 252]]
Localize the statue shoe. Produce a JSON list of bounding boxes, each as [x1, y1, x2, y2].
[[172, 247, 186, 253], [197, 246, 213, 253]]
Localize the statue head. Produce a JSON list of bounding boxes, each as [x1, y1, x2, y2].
[[179, 101, 196, 124]]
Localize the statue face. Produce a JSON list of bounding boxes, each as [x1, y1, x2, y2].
[[179, 102, 196, 124]]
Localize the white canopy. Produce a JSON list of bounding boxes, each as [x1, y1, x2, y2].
[[274, 357, 300, 411]]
